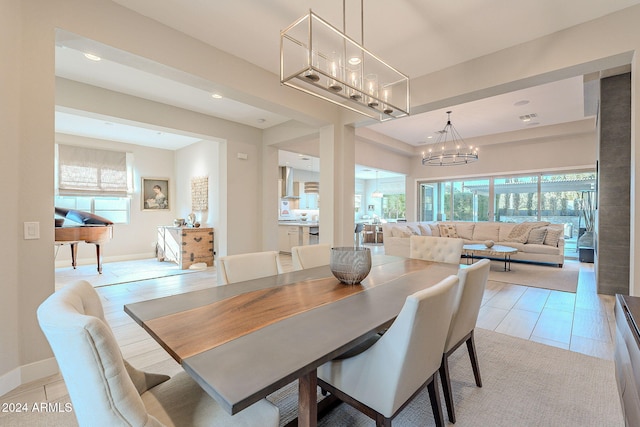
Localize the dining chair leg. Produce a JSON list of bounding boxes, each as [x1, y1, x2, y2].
[[375, 413, 392, 427], [427, 373, 445, 427], [466, 330, 482, 387], [439, 354, 455, 423]]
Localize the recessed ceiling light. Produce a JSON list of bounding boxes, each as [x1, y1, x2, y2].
[[514, 100, 529, 106], [211, 93, 223, 99], [348, 57, 362, 65], [257, 118, 266, 123], [83, 53, 101, 61], [427, 135, 433, 139]]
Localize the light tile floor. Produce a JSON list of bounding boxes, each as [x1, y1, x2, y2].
[[1, 248, 615, 417], [478, 262, 615, 359]]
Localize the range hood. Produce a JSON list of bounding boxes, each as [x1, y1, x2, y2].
[[280, 166, 299, 199]]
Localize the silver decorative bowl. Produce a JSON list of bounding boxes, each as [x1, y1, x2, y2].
[[330, 247, 372, 285]]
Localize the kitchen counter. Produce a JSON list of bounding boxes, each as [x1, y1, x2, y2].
[[278, 223, 319, 253], [278, 221, 319, 227]]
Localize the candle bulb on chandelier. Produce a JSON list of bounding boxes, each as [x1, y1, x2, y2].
[[328, 52, 342, 92], [366, 74, 378, 107], [382, 87, 393, 114], [349, 67, 362, 100]]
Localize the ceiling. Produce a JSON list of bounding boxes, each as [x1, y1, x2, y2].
[[55, 1, 640, 171]]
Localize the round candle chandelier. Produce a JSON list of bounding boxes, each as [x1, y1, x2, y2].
[[422, 111, 479, 166]]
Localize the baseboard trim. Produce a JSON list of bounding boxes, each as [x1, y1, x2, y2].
[[55, 252, 154, 268], [0, 367, 20, 397], [0, 358, 59, 397]]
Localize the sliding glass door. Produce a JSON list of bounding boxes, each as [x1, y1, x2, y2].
[[418, 170, 595, 230], [418, 179, 489, 222], [494, 175, 539, 223]]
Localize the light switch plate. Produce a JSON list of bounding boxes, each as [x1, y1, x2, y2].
[[24, 222, 40, 240]]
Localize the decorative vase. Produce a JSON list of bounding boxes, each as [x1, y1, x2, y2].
[[330, 247, 372, 285], [578, 231, 594, 248], [484, 240, 495, 248]]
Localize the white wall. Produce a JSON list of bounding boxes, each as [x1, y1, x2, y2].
[[0, 0, 21, 393], [175, 139, 222, 256]]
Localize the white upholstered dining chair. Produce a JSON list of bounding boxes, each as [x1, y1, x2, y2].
[[410, 235, 464, 265], [440, 258, 490, 423], [291, 244, 331, 271], [217, 250, 283, 285], [37, 280, 279, 427], [317, 275, 460, 427]]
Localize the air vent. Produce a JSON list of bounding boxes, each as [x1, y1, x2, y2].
[[519, 113, 538, 122]]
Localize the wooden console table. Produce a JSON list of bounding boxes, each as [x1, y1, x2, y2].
[[157, 226, 214, 269]]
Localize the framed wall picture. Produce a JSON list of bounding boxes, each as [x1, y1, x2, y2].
[[142, 177, 169, 210]]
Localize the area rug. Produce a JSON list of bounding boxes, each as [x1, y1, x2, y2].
[[267, 328, 622, 426], [55, 258, 206, 289], [485, 260, 579, 293], [1, 329, 621, 427]]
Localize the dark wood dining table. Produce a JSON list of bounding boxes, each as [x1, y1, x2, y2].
[[124, 254, 459, 427]]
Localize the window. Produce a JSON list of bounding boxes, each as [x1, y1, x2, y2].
[[55, 144, 133, 224], [539, 172, 596, 241], [452, 179, 490, 221], [382, 194, 405, 220], [55, 195, 130, 224], [494, 175, 539, 222], [419, 179, 489, 221], [418, 170, 596, 234]]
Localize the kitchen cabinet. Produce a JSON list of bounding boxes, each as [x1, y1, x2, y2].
[[157, 226, 214, 269], [278, 225, 301, 253]]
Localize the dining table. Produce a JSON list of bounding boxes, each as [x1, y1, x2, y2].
[[124, 254, 459, 427]]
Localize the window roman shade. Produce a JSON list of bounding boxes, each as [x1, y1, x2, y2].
[[57, 145, 129, 196]]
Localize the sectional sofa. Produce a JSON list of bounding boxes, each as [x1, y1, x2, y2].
[[381, 221, 565, 267]]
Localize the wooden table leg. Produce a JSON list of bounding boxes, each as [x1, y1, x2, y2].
[[298, 370, 318, 427]]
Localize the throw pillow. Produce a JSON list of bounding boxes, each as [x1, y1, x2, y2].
[[124, 359, 169, 395], [455, 222, 475, 240], [438, 223, 458, 238], [418, 224, 432, 236], [406, 224, 421, 235], [505, 221, 550, 243], [527, 228, 547, 245], [543, 228, 562, 247], [391, 226, 412, 238], [429, 224, 441, 237]]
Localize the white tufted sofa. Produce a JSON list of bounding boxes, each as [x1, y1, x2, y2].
[[382, 221, 565, 267], [410, 236, 464, 265]]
